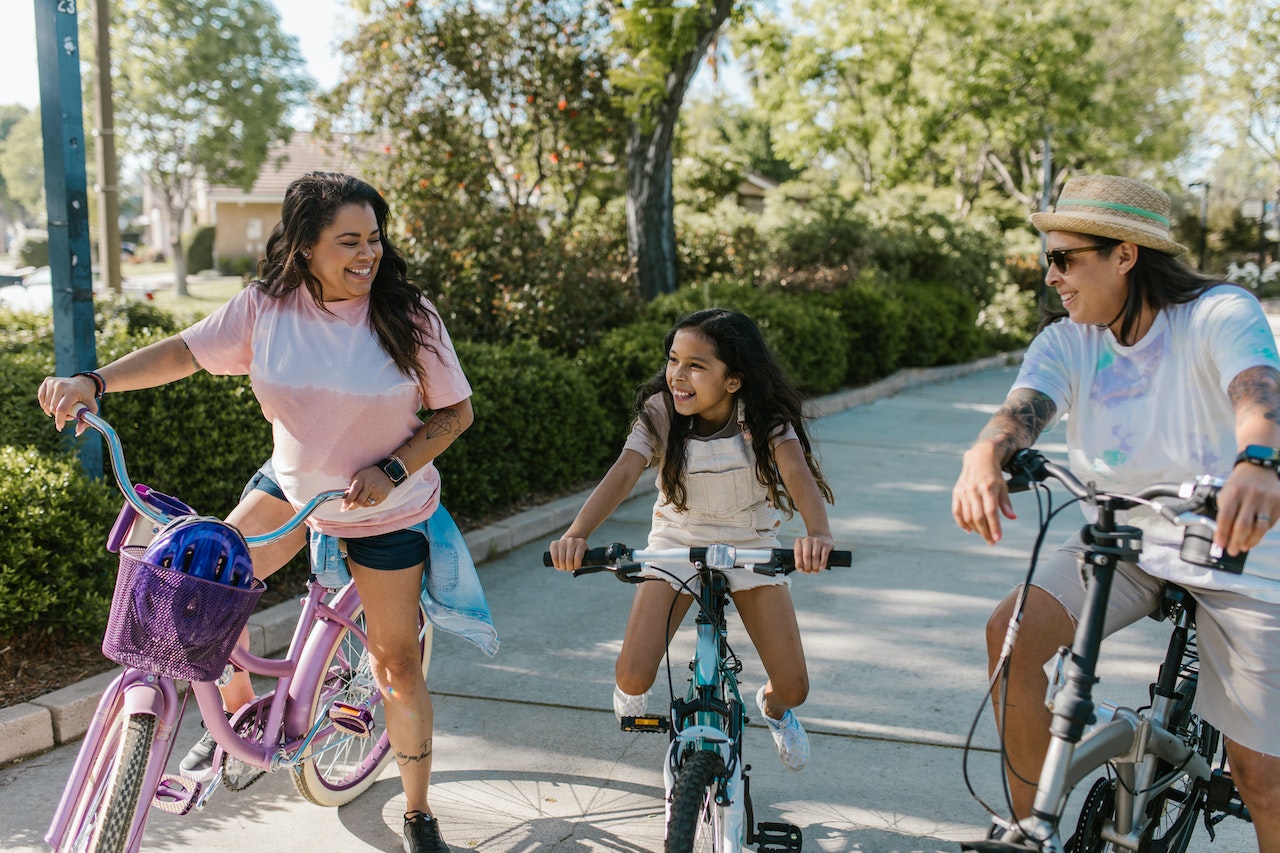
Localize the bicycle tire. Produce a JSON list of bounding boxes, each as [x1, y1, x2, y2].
[[666, 750, 730, 853], [63, 711, 158, 853], [1138, 676, 1217, 853], [292, 598, 432, 807]]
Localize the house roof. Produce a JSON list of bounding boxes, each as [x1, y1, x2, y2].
[[205, 132, 371, 203]]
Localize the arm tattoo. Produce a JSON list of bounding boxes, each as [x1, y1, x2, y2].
[[423, 408, 463, 442], [1228, 365, 1280, 427], [977, 389, 1057, 464], [394, 737, 434, 766]]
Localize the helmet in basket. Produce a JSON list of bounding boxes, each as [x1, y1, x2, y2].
[[141, 515, 254, 587]]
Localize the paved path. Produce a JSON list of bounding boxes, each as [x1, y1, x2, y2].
[[0, 364, 1260, 852]]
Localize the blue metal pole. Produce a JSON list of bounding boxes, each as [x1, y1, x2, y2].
[[35, 0, 102, 477]]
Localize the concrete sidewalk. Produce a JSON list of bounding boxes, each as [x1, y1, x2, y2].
[[0, 357, 1260, 853]]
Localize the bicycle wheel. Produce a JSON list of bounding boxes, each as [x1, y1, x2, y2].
[[62, 711, 158, 853], [292, 599, 432, 807], [1138, 676, 1218, 853], [666, 750, 730, 853]]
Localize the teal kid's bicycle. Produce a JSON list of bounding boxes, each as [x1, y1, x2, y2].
[[546, 542, 851, 853]]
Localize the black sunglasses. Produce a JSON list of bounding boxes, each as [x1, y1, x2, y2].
[[1044, 244, 1107, 273]]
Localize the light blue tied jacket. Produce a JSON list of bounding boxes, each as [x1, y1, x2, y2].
[[309, 505, 500, 658]]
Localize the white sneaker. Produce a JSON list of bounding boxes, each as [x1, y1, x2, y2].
[[613, 685, 649, 721], [756, 685, 808, 771]]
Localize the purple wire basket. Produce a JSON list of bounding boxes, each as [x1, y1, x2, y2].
[[102, 546, 265, 682]]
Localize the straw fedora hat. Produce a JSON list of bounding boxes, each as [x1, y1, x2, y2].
[[1030, 175, 1188, 256]]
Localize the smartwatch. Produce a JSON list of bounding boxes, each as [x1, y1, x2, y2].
[[378, 454, 408, 486], [1234, 445, 1280, 474]]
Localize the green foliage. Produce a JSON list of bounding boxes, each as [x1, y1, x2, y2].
[[675, 200, 770, 284], [577, 319, 672, 450], [821, 276, 909, 385], [441, 339, 612, 521], [895, 281, 983, 367], [979, 282, 1039, 351], [15, 233, 50, 268], [648, 279, 849, 395], [0, 107, 45, 225], [184, 225, 217, 274], [218, 255, 260, 279], [0, 447, 121, 639]]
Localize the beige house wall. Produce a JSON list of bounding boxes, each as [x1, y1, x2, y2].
[[208, 201, 279, 265]]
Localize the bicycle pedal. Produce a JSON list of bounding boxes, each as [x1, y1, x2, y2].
[[755, 821, 801, 851], [153, 774, 199, 815], [620, 714, 670, 733], [329, 701, 374, 736]]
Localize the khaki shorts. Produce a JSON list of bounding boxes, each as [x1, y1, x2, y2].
[[1033, 536, 1280, 757]]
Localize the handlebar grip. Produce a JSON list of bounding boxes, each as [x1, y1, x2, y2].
[[544, 544, 628, 567], [828, 550, 853, 567], [542, 551, 553, 567]]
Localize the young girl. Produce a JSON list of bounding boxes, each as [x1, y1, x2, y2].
[[548, 307, 836, 771]]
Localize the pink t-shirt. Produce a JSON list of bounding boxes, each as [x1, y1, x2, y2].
[[181, 285, 472, 538]]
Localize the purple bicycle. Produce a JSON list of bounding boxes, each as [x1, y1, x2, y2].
[[45, 407, 432, 853]]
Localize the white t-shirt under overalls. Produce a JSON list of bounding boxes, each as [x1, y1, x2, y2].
[[624, 395, 796, 593]]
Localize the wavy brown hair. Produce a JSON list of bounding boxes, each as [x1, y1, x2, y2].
[[255, 171, 441, 385], [635, 308, 834, 514]]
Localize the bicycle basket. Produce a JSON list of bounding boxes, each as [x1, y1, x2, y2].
[[102, 546, 265, 682]]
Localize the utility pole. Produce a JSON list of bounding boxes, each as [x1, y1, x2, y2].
[[1189, 181, 1209, 271], [35, 0, 102, 477], [91, 0, 122, 294]]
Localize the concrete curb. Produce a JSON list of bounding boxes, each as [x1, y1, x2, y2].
[[0, 351, 1022, 767]]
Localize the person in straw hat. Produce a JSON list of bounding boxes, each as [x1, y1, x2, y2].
[[953, 174, 1280, 849]]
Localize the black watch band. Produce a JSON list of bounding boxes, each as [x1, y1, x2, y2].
[[1234, 445, 1280, 474], [378, 454, 408, 485]]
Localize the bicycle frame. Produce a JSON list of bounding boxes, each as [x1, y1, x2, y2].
[[46, 577, 377, 851], [661, 555, 749, 850], [974, 450, 1248, 853], [45, 407, 412, 853]]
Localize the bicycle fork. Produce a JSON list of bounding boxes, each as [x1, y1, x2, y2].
[[47, 672, 182, 853]]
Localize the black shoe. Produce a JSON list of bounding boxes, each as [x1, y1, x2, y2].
[[403, 811, 452, 853], [178, 730, 218, 779]]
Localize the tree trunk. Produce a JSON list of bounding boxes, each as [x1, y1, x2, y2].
[[167, 203, 188, 298], [624, 0, 735, 301]]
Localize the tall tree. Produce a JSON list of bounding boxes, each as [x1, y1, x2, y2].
[[0, 106, 45, 227], [111, 0, 311, 295], [741, 0, 1191, 216], [611, 0, 736, 298]]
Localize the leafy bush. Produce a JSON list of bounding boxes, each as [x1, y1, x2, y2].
[[578, 319, 671, 450], [440, 339, 612, 523], [822, 276, 909, 385], [184, 225, 216, 274], [0, 447, 120, 639], [647, 279, 849, 394], [14, 233, 50, 268], [895, 281, 983, 367], [218, 255, 260, 280], [979, 282, 1038, 351]]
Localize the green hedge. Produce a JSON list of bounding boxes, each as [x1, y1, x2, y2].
[[0, 269, 1028, 639]]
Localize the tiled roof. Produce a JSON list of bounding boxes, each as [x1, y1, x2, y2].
[[205, 132, 370, 198]]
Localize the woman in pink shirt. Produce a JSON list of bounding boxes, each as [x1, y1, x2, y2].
[[39, 172, 471, 853]]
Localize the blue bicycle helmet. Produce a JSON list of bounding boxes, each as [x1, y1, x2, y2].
[[142, 515, 255, 587]]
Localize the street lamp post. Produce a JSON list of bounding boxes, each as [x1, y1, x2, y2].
[[1189, 181, 1209, 271]]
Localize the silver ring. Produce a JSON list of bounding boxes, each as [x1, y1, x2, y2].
[[366, 497, 376, 505], [1256, 514, 1271, 524]]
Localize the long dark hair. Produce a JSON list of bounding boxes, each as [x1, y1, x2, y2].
[[635, 308, 834, 514], [1039, 236, 1220, 344], [256, 171, 441, 385]]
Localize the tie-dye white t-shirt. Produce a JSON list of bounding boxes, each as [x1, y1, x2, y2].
[[181, 285, 472, 538], [1013, 284, 1280, 597]]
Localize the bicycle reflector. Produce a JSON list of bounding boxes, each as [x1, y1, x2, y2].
[[142, 516, 255, 587]]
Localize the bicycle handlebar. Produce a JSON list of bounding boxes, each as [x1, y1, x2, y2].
[[74, 405, 345, 547], [542, 543, 853, 581], [1003, 448, 1244, 572]]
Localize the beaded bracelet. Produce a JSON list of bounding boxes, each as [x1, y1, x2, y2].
[[72, 370, 106, 400]]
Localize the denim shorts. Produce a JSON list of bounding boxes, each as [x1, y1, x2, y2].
[[244, 461, 428, 572]]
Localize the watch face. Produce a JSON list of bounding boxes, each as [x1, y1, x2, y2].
[[1245, 445, 1280, 463], [382, 458, 407, 482]]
